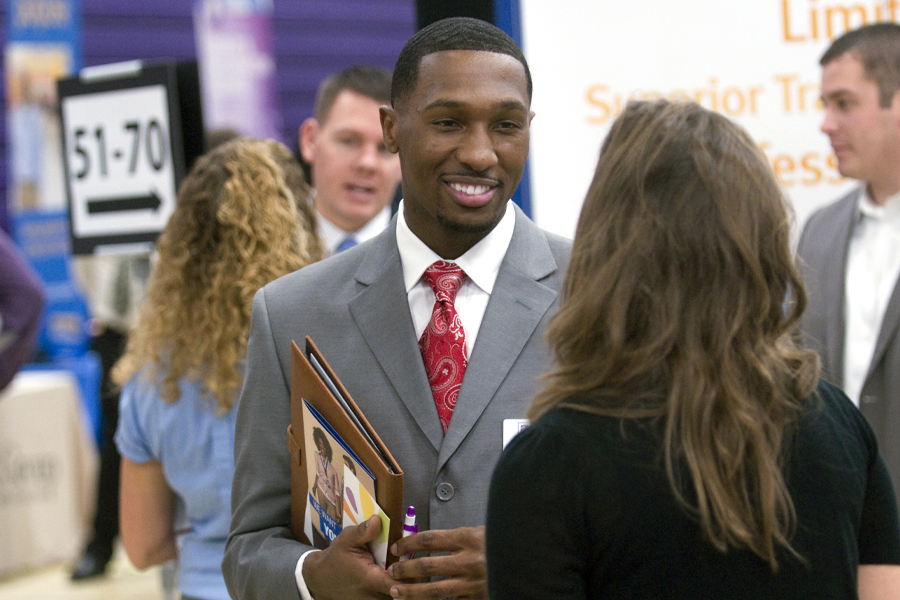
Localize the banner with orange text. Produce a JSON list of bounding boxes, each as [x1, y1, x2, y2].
[[521, 0, 890, 238]]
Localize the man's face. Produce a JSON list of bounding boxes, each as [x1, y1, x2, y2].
[[820, 52, 900, 198], [300, 90, 401, 232], [381, 50, 534, 259]]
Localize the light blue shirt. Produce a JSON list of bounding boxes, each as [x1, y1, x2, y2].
[[115, 372, 237, 600]]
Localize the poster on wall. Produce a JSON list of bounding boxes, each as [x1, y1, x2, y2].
[[193, 0, 281, 140], [5, 0, 81, 219], [521, 0, 883, 239], [4, 0, 92, 361]]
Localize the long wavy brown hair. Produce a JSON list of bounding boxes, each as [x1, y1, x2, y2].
[[112, 138, 323, 413], [530, 100, 820, 570]]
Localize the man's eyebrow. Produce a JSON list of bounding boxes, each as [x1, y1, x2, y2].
[[822, 89, 853, 100], [422, 99, 529, 112]]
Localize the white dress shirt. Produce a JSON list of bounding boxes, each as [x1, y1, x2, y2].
[[397, 200, 515, 357], [295, 201, 516, 599], [843, 187, 900, 406], [317, 206, 391, 256]]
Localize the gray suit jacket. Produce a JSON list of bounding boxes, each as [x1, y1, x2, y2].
[[798, 187, 900, 498], [223, 205, 572, 599]]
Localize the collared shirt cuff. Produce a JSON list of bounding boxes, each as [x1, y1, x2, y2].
[[295, 549, 321, 600]]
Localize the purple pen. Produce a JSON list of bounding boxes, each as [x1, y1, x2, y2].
[[400, 505, 417, 561]]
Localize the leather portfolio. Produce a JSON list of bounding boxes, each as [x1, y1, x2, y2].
[[287, 336, 404, 563]]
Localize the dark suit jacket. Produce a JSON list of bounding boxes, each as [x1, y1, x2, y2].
[[798, 187, 900, 498], [223, 205, 572, 599]]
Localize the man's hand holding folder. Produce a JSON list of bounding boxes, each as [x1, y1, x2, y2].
[[303, 515, 395, 600], [292, 338, 489, 599], [303, 517, 488, 600]]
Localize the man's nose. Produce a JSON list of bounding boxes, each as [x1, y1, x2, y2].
[[820, 109, 837, 135], [457, 126, 499, 172], [357, 143, 380, 171]]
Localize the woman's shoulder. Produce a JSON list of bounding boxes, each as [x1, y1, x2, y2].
[[119, 371, 218, 435], [798, 379, 879, 459], [121, 369, 204, 409], [806, 379, 869, 428], [513, 406, 601, 445], [500, 405, 640, 474], [811, 379, 853, 408], [501, 408, 582, 464]]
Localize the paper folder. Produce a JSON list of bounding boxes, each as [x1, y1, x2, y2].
[[287, 336, 405, 563]]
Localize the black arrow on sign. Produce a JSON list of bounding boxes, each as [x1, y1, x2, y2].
[[86, 192, 162, 214]]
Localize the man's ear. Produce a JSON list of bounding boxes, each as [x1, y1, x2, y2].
[[380, 106, 400, 154], [299, 118, 318, 163]]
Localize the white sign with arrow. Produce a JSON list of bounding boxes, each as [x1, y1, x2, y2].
[[62, 84, 176, 240]]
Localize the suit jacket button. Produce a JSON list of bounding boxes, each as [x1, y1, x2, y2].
[[862, 395, 878, 404], [436, 482, 455, 501]]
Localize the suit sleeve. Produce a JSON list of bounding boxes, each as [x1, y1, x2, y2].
[[223, 287, 311, 599], [0, 230, 44, 392], [795, 210, 815, 258], [858, 411, 900, 565]]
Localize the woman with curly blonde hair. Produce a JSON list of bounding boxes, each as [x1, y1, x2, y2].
[[112, 138, 322, 600], [486, 100, 900, 599]]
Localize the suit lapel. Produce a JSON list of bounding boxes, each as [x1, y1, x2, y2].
[[348, 227, 444, 452], [823, 192, 859, 380], [868, 255, 900, 381], [437, 207, 560, 468]]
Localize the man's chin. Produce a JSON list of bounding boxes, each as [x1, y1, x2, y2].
[[437, 210, 505, 236], [835, 166, 858, 181], [831, 157, 856, 179], [338, 207, 384, 230]]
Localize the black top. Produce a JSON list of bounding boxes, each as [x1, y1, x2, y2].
[[486, 380, 900, 599]]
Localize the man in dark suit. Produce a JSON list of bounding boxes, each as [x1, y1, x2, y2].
[[223, 16, 572, 600], [799, 23, 900, 499]]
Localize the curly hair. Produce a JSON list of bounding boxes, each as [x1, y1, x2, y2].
[[112, 138, 323, 413], [530, 100, 820, 571]]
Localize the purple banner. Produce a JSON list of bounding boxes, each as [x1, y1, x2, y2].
[[193, 0, 282, 140]]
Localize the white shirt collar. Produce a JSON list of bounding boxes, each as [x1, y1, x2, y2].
[[396, 200, 516, 294], [317, 206, 392, 255], [858, 186, 900, 222]]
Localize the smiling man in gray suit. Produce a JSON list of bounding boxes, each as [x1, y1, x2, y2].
[[223, 17, 571, 600], [799, 23, 900, 500]]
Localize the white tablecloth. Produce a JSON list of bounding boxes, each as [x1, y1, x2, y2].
[[0, 371, 99, 576]]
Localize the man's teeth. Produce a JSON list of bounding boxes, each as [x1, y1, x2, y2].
[[451, 183, 490, 195]]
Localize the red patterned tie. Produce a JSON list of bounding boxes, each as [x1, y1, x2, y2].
[[419, 261, 468, 434]]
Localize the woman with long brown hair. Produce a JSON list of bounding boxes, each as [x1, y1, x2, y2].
[[485, 100, 900, 599], [112, 138, 322, 600]]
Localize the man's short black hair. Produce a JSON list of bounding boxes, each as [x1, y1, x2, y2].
[[314, 65, 392, 123], [821, 22, 900, 107], [391, 16, 532, 111]]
